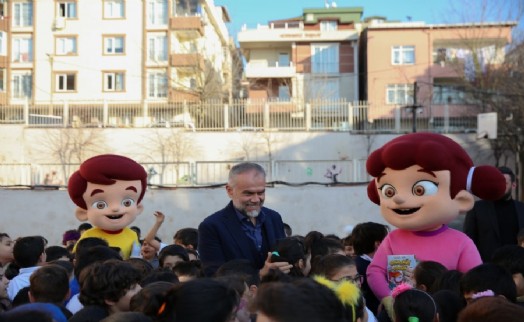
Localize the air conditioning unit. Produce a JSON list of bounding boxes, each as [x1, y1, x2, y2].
[[54, 17, 66, 30]]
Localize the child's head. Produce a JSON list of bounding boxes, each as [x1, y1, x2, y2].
[[392, 284, 437, 322], [490, 245, 524, 297], [13, 236, 46, 268], [312, 254, 361, 286], [29, 264, 70, 304], [79, 259, 142, 313], [313, 276, 366, 322], [171, 261, 203, 282], [457, 296, 524, 322], [173, 228, 198, 250], [351, 222, 389, 256], [158, 245, 189, 269], [62, 229, 80, 247], [271, 237, 310, 277], [460, 263, 517, 303], [413, 260, 447, 293], [44, 246, 72, 262], [0, 233, 14, 265], [129, 281, 174, 318]]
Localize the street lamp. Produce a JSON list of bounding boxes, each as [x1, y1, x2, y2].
[[46, 53, 54, 115]]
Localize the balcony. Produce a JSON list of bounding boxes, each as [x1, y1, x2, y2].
[[170, 53, 204, 71], [170, 16, 204, 38], [245, 62, 296, 78]]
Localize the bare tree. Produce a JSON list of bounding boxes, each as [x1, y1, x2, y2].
[[35, 128, 106, 184]]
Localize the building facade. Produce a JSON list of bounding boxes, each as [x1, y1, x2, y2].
[[0, 0, 235, 108], [238, 6, 362, 104], [360, 19, 516, 126]]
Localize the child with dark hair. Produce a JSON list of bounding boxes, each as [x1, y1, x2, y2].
[[432, 289, 465, 322], [461, 263, 517, 304], [140, 270, 179, 287], [311, 254, 360, 284], [215, 259, 260, 288], [62, 230, 81, 248], [351, 221, 389, 314], [158, 244, 189, 269], [157, 278, 239, 322], [304, 231, 345, 272], [45, 246, 72, 262], [173, 228, 199, 250], [252, 278, 347, 322], [271, 237, 311, 277], [126, 258, 154, 282], [432, 269, 464, 296], [392, 284, 438, 322], [413, 260, 447, 293], [458, 296, 524, 322], [0, 233, 14, 270], [172, 261, 203, 282], [7, 236, 46, 301], [70, 259, 142, 322], [129, 281, 174, 318], [491, 244, 524, 303]]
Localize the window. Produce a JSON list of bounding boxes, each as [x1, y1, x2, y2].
[[148, 70, 168, 98], [104, 0, 125, 18], [103, 71, 125, 91], [432, 84, 465, 104], [56, 36, 77, 55], [392, 46, 415, 65], [13, 2, 33, 27], [12, 37, 32, 63], [147, 0, 168, 25], [0, 68, 5, 92], [278, 85, 290, 100], [12, 72, 32, 99], [0, 32, 6, 56], [386, 84, 414, 105], [148, 34, 167, 62], [278, 53, 290, 67], [58, 1, 77, 18], [311, 44, 339, 73], [104, 36, 125, 54], [320, 21, 337, 32], [56, 73, 76, 92], [174, 0, 199, 16], [309, 78, 339, 100]]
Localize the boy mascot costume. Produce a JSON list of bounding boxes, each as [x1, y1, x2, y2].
[[365, 133, 505, 308], [67, 154, 147, 259]]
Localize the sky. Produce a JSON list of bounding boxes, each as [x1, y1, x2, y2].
[[216, 0, 523, 39]]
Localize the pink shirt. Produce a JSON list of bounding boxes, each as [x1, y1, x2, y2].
[[367, 225, 481, 300]]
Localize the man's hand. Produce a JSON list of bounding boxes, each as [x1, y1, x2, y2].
[[259, 252, 293, 277]]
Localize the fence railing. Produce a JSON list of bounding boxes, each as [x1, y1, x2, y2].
[[0, 99, 480, 133], [0, 160, 369, 187]]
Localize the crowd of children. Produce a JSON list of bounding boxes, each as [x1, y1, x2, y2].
[[0, 216, 523, 322]]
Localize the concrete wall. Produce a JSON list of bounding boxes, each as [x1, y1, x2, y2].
[[0, 184, 387, 247]]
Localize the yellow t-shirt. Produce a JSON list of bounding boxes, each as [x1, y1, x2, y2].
[[75, 227, 139, 259]]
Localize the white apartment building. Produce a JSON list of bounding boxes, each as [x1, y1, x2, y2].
[[0, 0, 234, 106]]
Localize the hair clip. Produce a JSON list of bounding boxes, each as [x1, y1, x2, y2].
[[391, 282, 413, 298], [157, 302, 166, 315], [471, 289, 495, 300], [408, 317, 419, 322], [271, 251, 280, 256]]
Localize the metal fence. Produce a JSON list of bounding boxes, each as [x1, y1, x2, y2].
[[0, 99, 480, 133], [0, 160, 369, 187]]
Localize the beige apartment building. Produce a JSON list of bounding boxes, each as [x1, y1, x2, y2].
[[360, 19, 516, 126], [238, 6, 362, 104], [0, 0, 235, 108]]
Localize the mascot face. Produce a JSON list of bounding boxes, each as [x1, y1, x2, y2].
[[80, 179, 144, 231], [376, 165, 472, 231]]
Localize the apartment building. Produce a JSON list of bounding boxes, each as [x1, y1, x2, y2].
[[237, 6, 362, 104], [360, 19, 516, 125], [0, 0, 235, 107]]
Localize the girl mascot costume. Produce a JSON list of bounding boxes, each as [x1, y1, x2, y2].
[[365, 133, 505, 302]]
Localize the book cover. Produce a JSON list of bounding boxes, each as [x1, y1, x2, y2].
[[387, 254, 416, 290]]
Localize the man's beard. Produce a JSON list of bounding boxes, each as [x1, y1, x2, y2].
[[245, 209, 260, 218]]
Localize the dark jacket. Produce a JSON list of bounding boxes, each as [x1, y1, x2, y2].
[[198, 201, 286, 277]]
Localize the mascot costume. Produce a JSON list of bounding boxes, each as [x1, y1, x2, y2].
[[67, 154, 147, 259], [365, 133, 505, 303]]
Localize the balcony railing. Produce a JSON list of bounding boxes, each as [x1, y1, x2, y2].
[[245, 62, 296, 78], [0, 99, 480, 133]]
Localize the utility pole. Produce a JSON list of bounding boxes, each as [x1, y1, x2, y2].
[[405, 81, 422, 133]]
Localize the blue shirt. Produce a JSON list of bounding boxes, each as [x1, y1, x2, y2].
[[235, 208, 266, 251]]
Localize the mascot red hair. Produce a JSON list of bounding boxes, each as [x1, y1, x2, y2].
[[68, 154, 147, 259], [365, 133, 505, 301]]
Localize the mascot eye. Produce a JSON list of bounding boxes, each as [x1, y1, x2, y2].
[[121, 198, 135, 207], [412, 181, 439, 196], [379, 184, 396, 198], [92, 201, 107, 210]]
